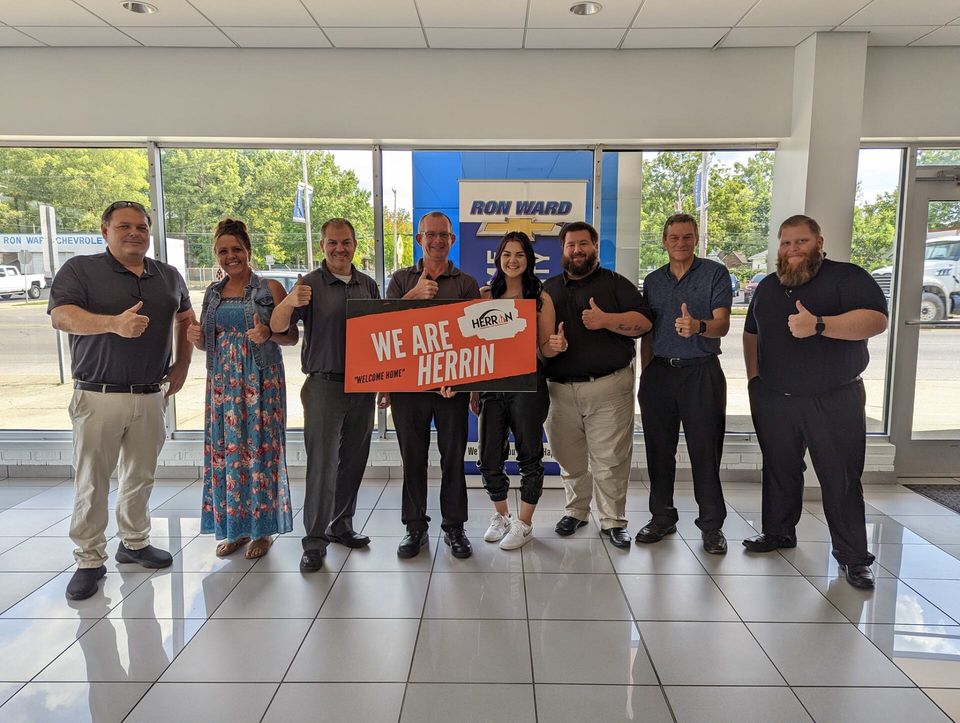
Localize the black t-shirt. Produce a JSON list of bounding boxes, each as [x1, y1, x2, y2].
[[744, 259, 887, 395], [47, 250, 192, 385], [542, 265, 652, 380]]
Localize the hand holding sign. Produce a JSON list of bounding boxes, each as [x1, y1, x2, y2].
[[675, 303, 699, 338], [547, 321, 568, 353], [114, 300, 149, 338], [286, 274, 312, 308], [788, 300, 817, 338], [408, 273, 439, 300], [246, 315, 272, 344], [581, 297, 607, 331]]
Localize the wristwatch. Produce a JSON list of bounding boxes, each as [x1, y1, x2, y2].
[[698, 320, 707, 335], [815, 315, 825, 336]]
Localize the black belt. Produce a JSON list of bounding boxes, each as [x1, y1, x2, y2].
[[74, 380, 161, 394], [654, 356, 715, 369], [310, 372, 345, 382], [550, 368, 620, 384]]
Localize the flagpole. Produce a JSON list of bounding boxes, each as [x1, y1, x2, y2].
[[302, 150, 314, 270]]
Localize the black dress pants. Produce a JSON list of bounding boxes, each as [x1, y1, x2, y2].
[[639, 356, 727, 532], [749, 377, 874, 567], [391, 391, 469, 533]]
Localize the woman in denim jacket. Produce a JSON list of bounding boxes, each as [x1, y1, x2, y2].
[[187, 219, 299, 559]]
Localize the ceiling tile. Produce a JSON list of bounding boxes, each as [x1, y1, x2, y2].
[[740, 0, 871, 27], [74, 0, 211, 26], [633, 0, 756, 28], [119, 26, 234, 46], [835, 25, 941, 45], [622, 26, 729, 48], [911, 25, 960, 44], [426, 27, 523, 48], [16, 25, 139, 45], [0, 26, 43, 45], [844, 0, 960, 26], [524, 28, 625, 48], [188, 0, 317, 27], [323, 26, 425, 48], [222, 27, 331, 48], [301, 0, 420, 28], [527, 0, 643, 29], [720, 26, 831, 46], [0, 0, 103, 26], [417, 0, 526, 28]]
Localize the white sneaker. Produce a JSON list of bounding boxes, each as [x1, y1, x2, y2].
[[483, 513, 513, 542], [500, 519, 533, 550]]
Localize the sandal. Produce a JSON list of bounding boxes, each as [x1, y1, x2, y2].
[[216, 537, 249, 557], [245, 537, 273, 559]]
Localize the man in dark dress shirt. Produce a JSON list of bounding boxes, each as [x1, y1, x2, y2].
[[270, 218, 380, 572], [637, 213, 732, 554], [743, 214, 888, 589], [382, 211, 481, 560]]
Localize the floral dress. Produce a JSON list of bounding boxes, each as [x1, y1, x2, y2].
[[201, 297, 293, 542]]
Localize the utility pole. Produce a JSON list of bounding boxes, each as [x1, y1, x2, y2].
[[392, 188, 399, 269], [698, 151, 710, 257], [302, 150, 314, 270]]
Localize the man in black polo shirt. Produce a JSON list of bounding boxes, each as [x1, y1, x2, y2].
[[743, 214, 888, 589], [383, 211, 481, 560], [637, 213, 731, 554], [270, 218, 380, 572], [48, 201, 193, 600], [543, 221, 652, 548]]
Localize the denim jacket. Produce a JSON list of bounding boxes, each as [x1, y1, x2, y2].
[[200, 272, 283, 373]]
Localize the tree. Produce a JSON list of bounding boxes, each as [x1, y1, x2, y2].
[[852, 189, 898, 272]]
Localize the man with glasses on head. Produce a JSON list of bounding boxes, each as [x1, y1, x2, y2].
[[270, 218, 381, 572], [382, 211, 481, 560], [48, 200, 194, 600], [743, 214, 888, 589]]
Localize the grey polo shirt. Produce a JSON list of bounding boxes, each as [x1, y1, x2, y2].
[[644, 257, 733, 359], [289, 262, 380, 375], [386, 260, 481, 301], [47, 250, 191, 385]]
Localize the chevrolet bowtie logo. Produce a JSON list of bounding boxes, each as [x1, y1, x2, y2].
[[478, 217, 561, 238]]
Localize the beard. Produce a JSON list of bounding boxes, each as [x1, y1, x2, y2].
[[777, 248, 824, 287], [562, 249, 598, 277]]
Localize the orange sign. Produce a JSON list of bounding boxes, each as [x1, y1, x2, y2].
[[345, 299, 537, 392]]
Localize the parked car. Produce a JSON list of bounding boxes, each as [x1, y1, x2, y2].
[[871, 236, 960, 322], [730, 273, 740, 296], [743, 272, 767, 305], [258, 269, 309, 293], [0, 265, 46, 300]]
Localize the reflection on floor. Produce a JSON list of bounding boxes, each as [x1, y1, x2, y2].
[[0, 475, 959, 722]]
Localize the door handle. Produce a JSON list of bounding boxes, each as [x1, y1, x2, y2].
[[904, 319, 960, 327]]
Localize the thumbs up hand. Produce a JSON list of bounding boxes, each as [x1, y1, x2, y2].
[[674, 302, 700, 338], [246, 314, 272, 344], [788, 299, 817, 338], [285, 274, 312, 308], [113, 300, 149, 338], [186, 312, 203, 347], [547, 321, 568, 354], [581, 296, 607, 331]]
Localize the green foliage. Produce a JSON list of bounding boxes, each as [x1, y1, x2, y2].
[[852, 188, 898, 272]]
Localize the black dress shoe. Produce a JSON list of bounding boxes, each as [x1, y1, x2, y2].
[[115, 543, 173, 569], [634, 521, 677, 543], [65, 566, 106, 601], [742, 533, 797, 553], [443, 528, 473, 559], [299, 548, 326, 572], [702, 529, 728, 555], [397, 530, 429, 558], [555, 516, 588, 537], [329, 530, 370, 548], [603, 527, 631, 548], [840, 563, 875, 590]]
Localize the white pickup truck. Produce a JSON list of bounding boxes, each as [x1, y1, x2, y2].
[[0, 265, 46, 300]]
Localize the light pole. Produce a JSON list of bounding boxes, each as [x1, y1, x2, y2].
[[392, 187, 399, 269]]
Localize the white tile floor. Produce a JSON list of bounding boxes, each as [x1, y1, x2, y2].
[[0, 475, 958, 722]]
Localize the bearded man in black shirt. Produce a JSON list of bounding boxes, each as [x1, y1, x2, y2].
[[742, 214, 888, 590]]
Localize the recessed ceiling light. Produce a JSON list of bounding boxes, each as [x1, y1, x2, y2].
[[121, 1, 158, 14], [569, 2, 602, 15]]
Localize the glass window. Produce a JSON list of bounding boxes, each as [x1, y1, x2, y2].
[[0, 147, 150, 430], [160, 148, 375, 430], [917, 149, 960, 166]]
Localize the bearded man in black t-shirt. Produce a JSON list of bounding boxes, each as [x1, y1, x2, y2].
[[742, 214, 888, 590]]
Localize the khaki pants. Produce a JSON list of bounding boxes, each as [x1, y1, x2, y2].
[[545, 365, 636, 530], [69, 390, 167, 568]]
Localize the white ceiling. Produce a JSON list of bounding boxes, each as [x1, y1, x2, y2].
[[1, 0, 959, 48]]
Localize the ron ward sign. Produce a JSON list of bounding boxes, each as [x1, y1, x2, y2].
[[345, 299, 537, 392]]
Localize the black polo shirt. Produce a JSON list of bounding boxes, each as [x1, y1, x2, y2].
[[386, 260, 480, 301], [744, 259, 887, 396], [47, 250, 191, 385], [289, 262, 381, 375], [542, 265, 652, 381]]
